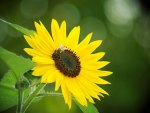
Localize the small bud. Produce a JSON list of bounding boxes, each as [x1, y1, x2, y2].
[[15, 77, 30, 89]]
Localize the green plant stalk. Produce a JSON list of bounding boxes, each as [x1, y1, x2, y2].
[[22, 84, 45, 113], [16, 79, 24, 113], [17, 89, 23, 113]]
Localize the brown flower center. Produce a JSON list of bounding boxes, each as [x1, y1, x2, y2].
[[52, 48, 81, 77]]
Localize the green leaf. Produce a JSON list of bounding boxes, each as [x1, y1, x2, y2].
[[74, 101, 99, 113], [0, 19, 35, 36], [0, 47, 35, 79], [0, 70, 17, 87], [0, 70, 18, 112], [0, 70, 34, 112]]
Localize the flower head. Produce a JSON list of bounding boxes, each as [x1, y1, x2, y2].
[[24, 19, 112, 108]]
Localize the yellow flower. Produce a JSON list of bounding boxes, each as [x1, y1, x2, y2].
[[24, 19, 112, 108]]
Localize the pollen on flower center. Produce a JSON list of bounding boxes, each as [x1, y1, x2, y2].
[[52, 48, 81, 78]]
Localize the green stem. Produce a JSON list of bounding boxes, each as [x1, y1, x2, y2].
[[16, 80, 24, 113], [22, 84, 45, 113], [37, 92, 63, 97], [17, 89, 23, 113]]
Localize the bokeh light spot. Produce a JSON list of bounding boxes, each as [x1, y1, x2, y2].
[[20, 0, 48, 19], [104, 0, 139, 25], [134, 18, 150, 49], [51, 3, 80, 29], [108, 22, 133, 38], [80, 17, 107, 41]]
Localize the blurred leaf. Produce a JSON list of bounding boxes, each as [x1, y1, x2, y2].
[[0, 70, 18, 112], [0, 47, 35, 80], [24, 88, 31, 101], [1, 70, 17, 87], [0, 19, 35, 36], [74, 101, 99, 113]]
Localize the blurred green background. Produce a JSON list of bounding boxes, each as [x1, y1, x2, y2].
[[0, 0, 150, 113]]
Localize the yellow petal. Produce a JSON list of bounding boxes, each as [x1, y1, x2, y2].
[[77, 40, 102, 58], [41, 74, 47, 83], [61, 81, 72, 109], [77, 76, 100, 100], [98, 93, 104, 97], [82, 61, 110, 70], [98, 71, 113, 77], [34, 22, 55, 51], [33, 37, 51, 55], [25, 35, 50, 55], [51, 19, 60, 47], [24, 48, 49, 58], [55, 72, 64, 91], [41, 70, 58, 83], [90, 82, 109, 95], [59, 21, 67, 46], [74, 32, 92, 52], [91, 70, 113, 77], [39, 21, 56, 49], [80, 52, 105, 62], [65, 78, 87, 106], [66, 26, 80, 49], [46, 71, 58, 83], [32, 56, 54, 64], [24, 35, 37, 49], [80, 70, 111, 84], [77, 80, 95, 104], [32, 65, 51, 76]]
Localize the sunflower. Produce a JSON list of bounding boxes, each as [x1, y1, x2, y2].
[[24, 19, 112, 108]]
